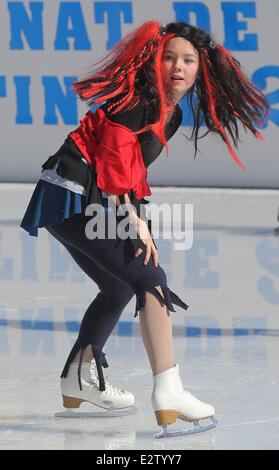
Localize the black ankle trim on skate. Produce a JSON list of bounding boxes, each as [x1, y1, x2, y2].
[[134, 285, 189, 318], [60, 343, 80, 379], [77, 347, 85, 391], [91, 345, 108, 392], [60, 343, 109, 392]]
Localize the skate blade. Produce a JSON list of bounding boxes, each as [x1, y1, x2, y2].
[[55, 406, 137, 418], [154, 416, 217, 439]]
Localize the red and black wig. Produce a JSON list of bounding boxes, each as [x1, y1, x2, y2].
[[72, 21, 269, 169]]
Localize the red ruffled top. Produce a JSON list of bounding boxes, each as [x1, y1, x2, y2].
[[68, 108, 151, 200]]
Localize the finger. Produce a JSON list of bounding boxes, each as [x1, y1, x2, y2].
[[144, 246, 151, 265], [135, 248, 143, 257]]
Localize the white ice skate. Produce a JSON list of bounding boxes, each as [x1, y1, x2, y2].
[[152, 364, 217, 438], [55, 360, 136, 418]]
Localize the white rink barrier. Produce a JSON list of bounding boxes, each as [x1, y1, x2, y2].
[[1, 185, 279, 331], [0, 0, 278, 187]]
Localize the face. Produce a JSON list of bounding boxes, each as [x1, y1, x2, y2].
[[161, 36, 199, 103]]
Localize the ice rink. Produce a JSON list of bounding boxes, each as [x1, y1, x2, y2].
[[1, 184, 279, 450]]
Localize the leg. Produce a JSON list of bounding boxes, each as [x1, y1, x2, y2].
[[46, 214, 187, 375], [47, 224, 134, 369], [47, 214, 208, 422], [139, 287, 174, 375], [47, 225, 136, 410], [138, 291, 216, 435]]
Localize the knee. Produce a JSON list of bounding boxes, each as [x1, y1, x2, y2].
[[100, 283, 134, 308], [140, 265, 168, 291]]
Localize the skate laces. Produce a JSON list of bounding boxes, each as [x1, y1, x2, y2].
[[89, 363, 127, 396]]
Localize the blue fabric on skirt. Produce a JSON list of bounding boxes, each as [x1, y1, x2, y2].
[[20, 180, 87, 237]]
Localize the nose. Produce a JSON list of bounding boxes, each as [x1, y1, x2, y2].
[[172, 59, 183, 72]]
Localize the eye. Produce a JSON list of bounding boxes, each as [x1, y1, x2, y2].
[[184, 58, 194, 63], [164, 54, 174, 61]]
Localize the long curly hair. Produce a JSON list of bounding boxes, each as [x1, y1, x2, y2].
[[72, 21, 269, 169]]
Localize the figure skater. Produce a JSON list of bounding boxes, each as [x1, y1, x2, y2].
[[20, 21, 269, 437]]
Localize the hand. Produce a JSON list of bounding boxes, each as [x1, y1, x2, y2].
[[134, 217, 158, 267], [109, 192, 159, 267]]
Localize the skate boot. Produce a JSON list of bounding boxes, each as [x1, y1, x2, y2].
[[152, 364, 217, 438], [56, 360, 136, 418]]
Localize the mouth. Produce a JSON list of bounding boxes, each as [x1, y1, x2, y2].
[[171, 76, 184, 81]]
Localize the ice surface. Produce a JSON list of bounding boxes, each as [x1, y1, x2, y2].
[[0, 184, 279, 450]]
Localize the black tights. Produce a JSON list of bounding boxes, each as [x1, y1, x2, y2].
[[46, 213, 187, 390]]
